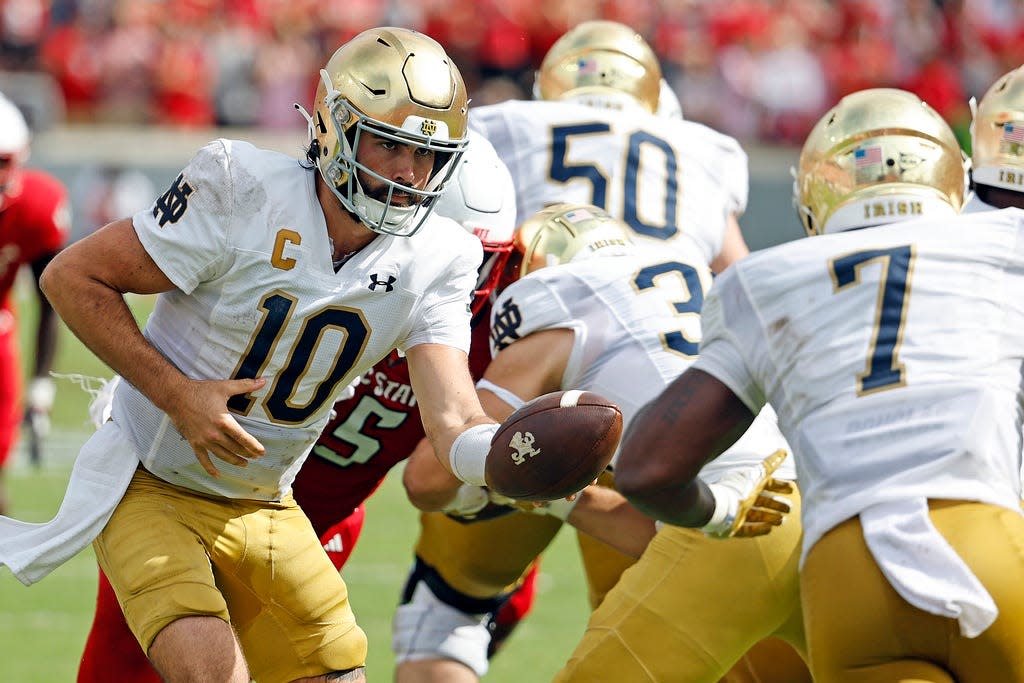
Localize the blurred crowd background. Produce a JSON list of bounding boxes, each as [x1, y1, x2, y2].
[[2, 0, 1023, 148]]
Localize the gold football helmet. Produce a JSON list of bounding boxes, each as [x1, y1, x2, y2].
[[794, 88, 967, 236], [302, 27, 469, 237], [515, 202, 632, 277], [535, 20, 661, 114], [971, 65, 1024, 193]]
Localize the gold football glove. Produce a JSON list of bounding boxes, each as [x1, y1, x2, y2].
[[701, 449, 794, 539]]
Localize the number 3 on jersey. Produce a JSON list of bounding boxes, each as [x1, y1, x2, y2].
[[550, 124, 679, 240], [829, 245, 914, 395]]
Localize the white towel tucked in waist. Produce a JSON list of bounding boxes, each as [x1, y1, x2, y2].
[[861, 498, 997, 638], [0, 420, 138, 585]]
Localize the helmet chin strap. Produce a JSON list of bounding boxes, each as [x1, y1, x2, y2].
[[351, 190, 419, 234]]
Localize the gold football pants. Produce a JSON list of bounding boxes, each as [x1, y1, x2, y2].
[[95, 467, 367, 682], [554, 486, 805, 683], [802, 499, 1024, 682]]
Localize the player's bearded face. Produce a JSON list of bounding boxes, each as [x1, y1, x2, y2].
[[356, 133, 435, 207]]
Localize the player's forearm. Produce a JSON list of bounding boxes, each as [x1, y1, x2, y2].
[[566, 485, 657, 558], [31, 256, 60, 377], [39, 257, 187, 416], [616, 368, 752, 525], [618, 477, 717, 528], [403, 437, 465, 510]]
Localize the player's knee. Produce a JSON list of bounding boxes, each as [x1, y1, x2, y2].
[[393, 559, 503, 677]]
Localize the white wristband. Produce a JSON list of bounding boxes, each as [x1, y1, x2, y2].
[[448, 423, 499, 486], [702, 482, 739, 537], [475, 378, 526, 410]]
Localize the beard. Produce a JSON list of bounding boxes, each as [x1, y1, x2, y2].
[[361, 177, 424, 207]]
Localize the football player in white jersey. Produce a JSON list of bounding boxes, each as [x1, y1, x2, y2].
[[393, 20, 810, 683], [470, 19, 751, 274], [2, 27, 533, 683], [964, 65, 1024, 493], [396, 203, 802, 683], [616, 87, 1024, 682]]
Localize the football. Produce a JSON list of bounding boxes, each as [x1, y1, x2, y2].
[[485, 390, 623, 502]]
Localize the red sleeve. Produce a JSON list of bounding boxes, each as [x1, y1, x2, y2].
[[14, 170, 70, 259]]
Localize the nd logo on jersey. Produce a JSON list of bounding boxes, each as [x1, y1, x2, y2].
[[153, 173, 195, 227], [491, 298, 523, 351]]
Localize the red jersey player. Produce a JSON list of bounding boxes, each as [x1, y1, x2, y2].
[[76, 133, 535, 682], [0, 92, 69, 513]]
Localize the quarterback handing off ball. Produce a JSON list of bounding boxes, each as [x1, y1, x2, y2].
[[485, 390, 623, 501]]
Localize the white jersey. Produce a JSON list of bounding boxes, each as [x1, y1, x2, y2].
[[469, 99, 747, 266], [694, 208, 1024, 560], [488, 242, 794, 481], [962, 194, 998, 213], [114, 139, 481, 501]]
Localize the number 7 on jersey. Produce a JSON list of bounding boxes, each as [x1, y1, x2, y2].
[[829, 245, 915, 395]]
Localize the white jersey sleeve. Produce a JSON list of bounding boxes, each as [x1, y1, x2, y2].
[[488, 274, 576, 357], [694, 208, 1024, 560], [134, 139, 235, 291]]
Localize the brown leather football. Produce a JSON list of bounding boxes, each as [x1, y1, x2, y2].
[[485, 390, 623, 501]]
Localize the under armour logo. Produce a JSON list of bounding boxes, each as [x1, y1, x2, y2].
[[420, 119, 438, 136], [490, 298, 523, 351], [152, 173, 194, 227], [368, 274, 396, 292]]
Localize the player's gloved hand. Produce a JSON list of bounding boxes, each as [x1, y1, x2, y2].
[[24, 376, 56, 437], [701, 449, 794, 539]]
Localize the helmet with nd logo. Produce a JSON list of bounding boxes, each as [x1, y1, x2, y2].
[[300, 27, 470, 237]]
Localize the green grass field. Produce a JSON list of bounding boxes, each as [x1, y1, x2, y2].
[[0, 279, 591, 681]]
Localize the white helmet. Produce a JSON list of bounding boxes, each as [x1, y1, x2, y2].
[[657, 79, 684, 120], [0, 93, 30, 209], [0, 93, 29, 155], [434, 131, 517, 315]]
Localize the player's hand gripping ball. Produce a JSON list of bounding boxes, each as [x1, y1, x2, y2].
[[485, 390, 623, 501]]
